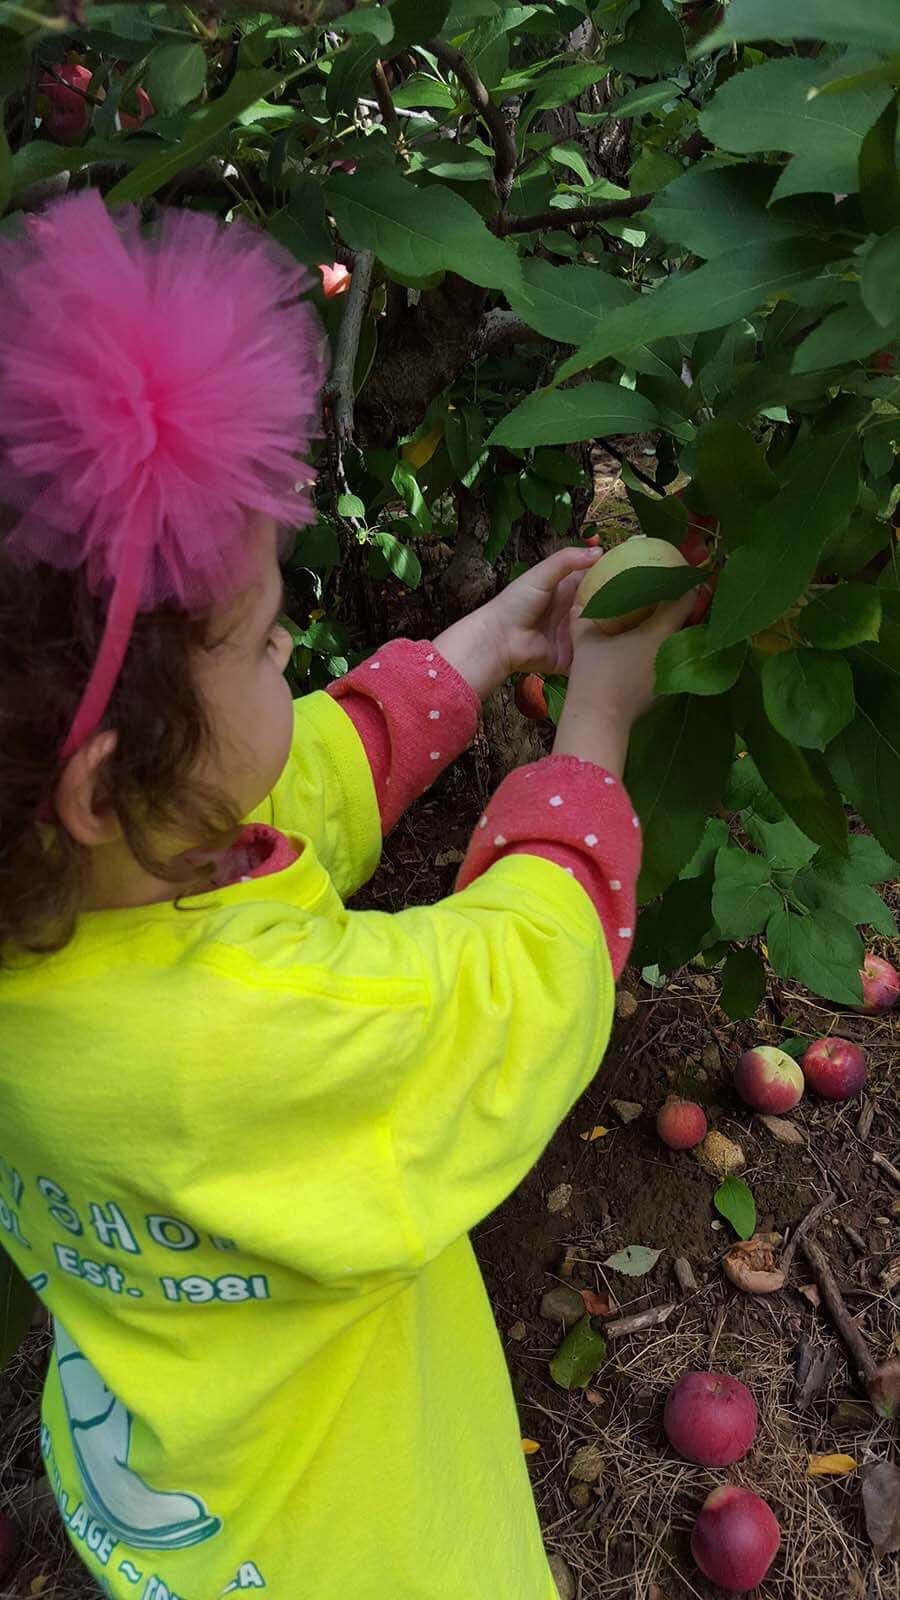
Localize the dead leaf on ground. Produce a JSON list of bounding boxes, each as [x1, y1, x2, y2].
[[808, 1453, 857, 1477], [521, 1438, 541, 1456], [569, 1442, 605, 1483], [862, 1461, 900, 1556], [610, 1099, 642, 1124], [547, 1182, 573, 1214], [756, 1113, 806, 1146], [615, 989, 638, 1019], [649, 1586, 667, 1600], [508, 1320, 527, 1342], [871, 1357, 900, 1420], [579, 1287, 617, 1317], [797, 1283, 821, 1307], [579, 1124, 608, 1142], [723, 1234, 785, 1295], [795, 1341, 839, 1411]]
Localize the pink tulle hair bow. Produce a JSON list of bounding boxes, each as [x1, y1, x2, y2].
[[0, 191, 325, 760]]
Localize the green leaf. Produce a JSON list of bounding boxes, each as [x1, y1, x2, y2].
[[626, 693, 733, 901], [655, 627, 746, 696], [647, 163, 798, 259], [488, 383, 658, 448], [632, 869, 716, 973], [292, 522, 341, 570], [708, 421, 861, 650], [862, 225, 900, 330], [613, 80, 682, 118], [733, 667, 849, 857], [555, 240, 840, 384], [766, 903, 864, 1006], [826, 682, 900, 860], [720, 947, 767, 1021], [681, 816, 731, 880], [761, 649, 855, 750], [794, 857, 897, 937], [325, 168, 522, 295], [845, 832, 898, 884], [145, 42, 206, 114], [714, 1176, 757, 1241], [700, 57, 891, 196], [391, 460, 432, 532], [582, 560, 705, 622], [713, 847, 780, 939], [268, 174, 333, 266], [0, 98, 10, 218], [386, 0, 450, 50], [704, 0, 900, 54], [507, 259, 632, 343], [800, 585, 882, 649], [371, 530, 422, 586], [0, 1250, 33, 1369], [859, 97, 900, 235], [792, 294, 900, 373], [744, 813, 818, 871], [485, 475, 523, 562], [550, 1316, 607, 1390], [820, 510, 892, 579], [629, 147, 682, 197], [696, 419, 778, 549], [107, 69, 295, 204], [519, 60, 609, 113], [603, 1245, 662, 1277], [392, 75, 455, 108], [607, 0, 685, 76], [11, 135, 160, 195], [327, 38, 383, 116], [337, 3, 394, 41], [626, 486, 687, 542]]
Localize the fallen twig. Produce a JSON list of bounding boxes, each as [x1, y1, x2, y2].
[[800, 1233, 879, 1396], [781, 1191, 836, 1278], [841, 1220, 868, 1256], [872, 1151, 900, 1190], [604, 1303, 674, 1339]]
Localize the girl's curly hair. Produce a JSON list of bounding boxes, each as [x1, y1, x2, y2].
[[0, 534, 237, 959]]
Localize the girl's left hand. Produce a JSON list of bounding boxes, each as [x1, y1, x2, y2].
[[434, 547, 599, 701]]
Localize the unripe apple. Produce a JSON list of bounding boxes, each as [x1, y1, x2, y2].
[[856, 952, 900, 1014], [801, 1036, 867, 1101], [38, 63, 93, 145], [734, 1046, 804, 1113], [691, 1485, 781, 1593], [656, 1097, 707, 1151], [575, 535, 689, 635], [664, 1372, 757, 1466], [515, 673, 548, 721]]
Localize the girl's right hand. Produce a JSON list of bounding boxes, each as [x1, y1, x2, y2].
[[552, 590, 697, 777]]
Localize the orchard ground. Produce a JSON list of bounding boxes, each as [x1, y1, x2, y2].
[[1, 747, 897, 1600]]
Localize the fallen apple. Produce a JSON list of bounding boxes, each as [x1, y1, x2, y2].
[[656, 1097, 707, 1151], [856, 953, 900, 1015], [801, 1036, 867, 1101], [734, 1045, 804, 1114], [691, 1485, 781, 1593], [515, 673, 549, 721], [575, 535, 689, 636], [664, 1371, 757, 1467], [723, 1234, 785, 1295]]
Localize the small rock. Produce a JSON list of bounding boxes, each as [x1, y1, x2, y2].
[[508, 1320, 527, 1342], [674, 1256, 698, 1293], [756, 1113, 805, 1146], [568, 1481, 592, 1509], [694, 1129, 745, 1177], [610, 1099, 643, 1125], [616, 989, 638, 1019], [547, 1182, 573, 1215], [701, 1042, 721, 1074], [540, 1284, 585, 1328], [569, 1443, 605, 1483], [549, 1554, 576, 1600]]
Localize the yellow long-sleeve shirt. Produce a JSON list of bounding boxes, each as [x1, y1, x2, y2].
[[0, 689, 615, 1599]]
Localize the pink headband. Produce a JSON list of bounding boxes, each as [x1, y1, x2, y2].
[[0, 192, 325, 762]]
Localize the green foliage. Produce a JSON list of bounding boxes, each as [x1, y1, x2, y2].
[[2, 0, 899, 1015], [714, 1176, 756, 1241], [550, 1316, 607, 1390]]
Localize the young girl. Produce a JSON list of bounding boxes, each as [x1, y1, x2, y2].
[[0, 193, 692, 1600]]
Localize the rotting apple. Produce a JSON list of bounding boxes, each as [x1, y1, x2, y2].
[[656, 1097, 707, 1151], [801, 1037, 867, 1101], [515, 674, 548, 722], [734, 1046, 804, 1114], [575, 535, 689, 636], [691, 1485, 781, 1593], [855, 953, 900, 1015], [663, 1372, 757, 1467]]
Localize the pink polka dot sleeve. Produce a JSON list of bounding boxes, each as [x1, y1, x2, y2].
[[455, 758, 642, 978], [328, 639, 481, 835]]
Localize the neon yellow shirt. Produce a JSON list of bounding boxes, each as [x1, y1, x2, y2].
[[0, 692, 614, 1599]]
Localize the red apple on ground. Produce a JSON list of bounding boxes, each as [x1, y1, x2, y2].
[[656, 1097, 707, 1151], [575, 535, 689, 635], [691, 1485, 781, 1593], [856, 953, 900, 1014], [0, 1511, 19, 1584], [734, 1046, 804, 1113], [515, 673, 548, 721], [319, 262, 352, 298], [664, 1371, 757, 1466], [801, 1037, 867, 1101], [38, 63, 93, 144]]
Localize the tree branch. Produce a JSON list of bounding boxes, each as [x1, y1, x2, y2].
[[497, 192, 651, 236], [428, 37, 517, 204], [468, 309, 547, 359], [371, 60, 400, 135], [323, 249, 374, 453]]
